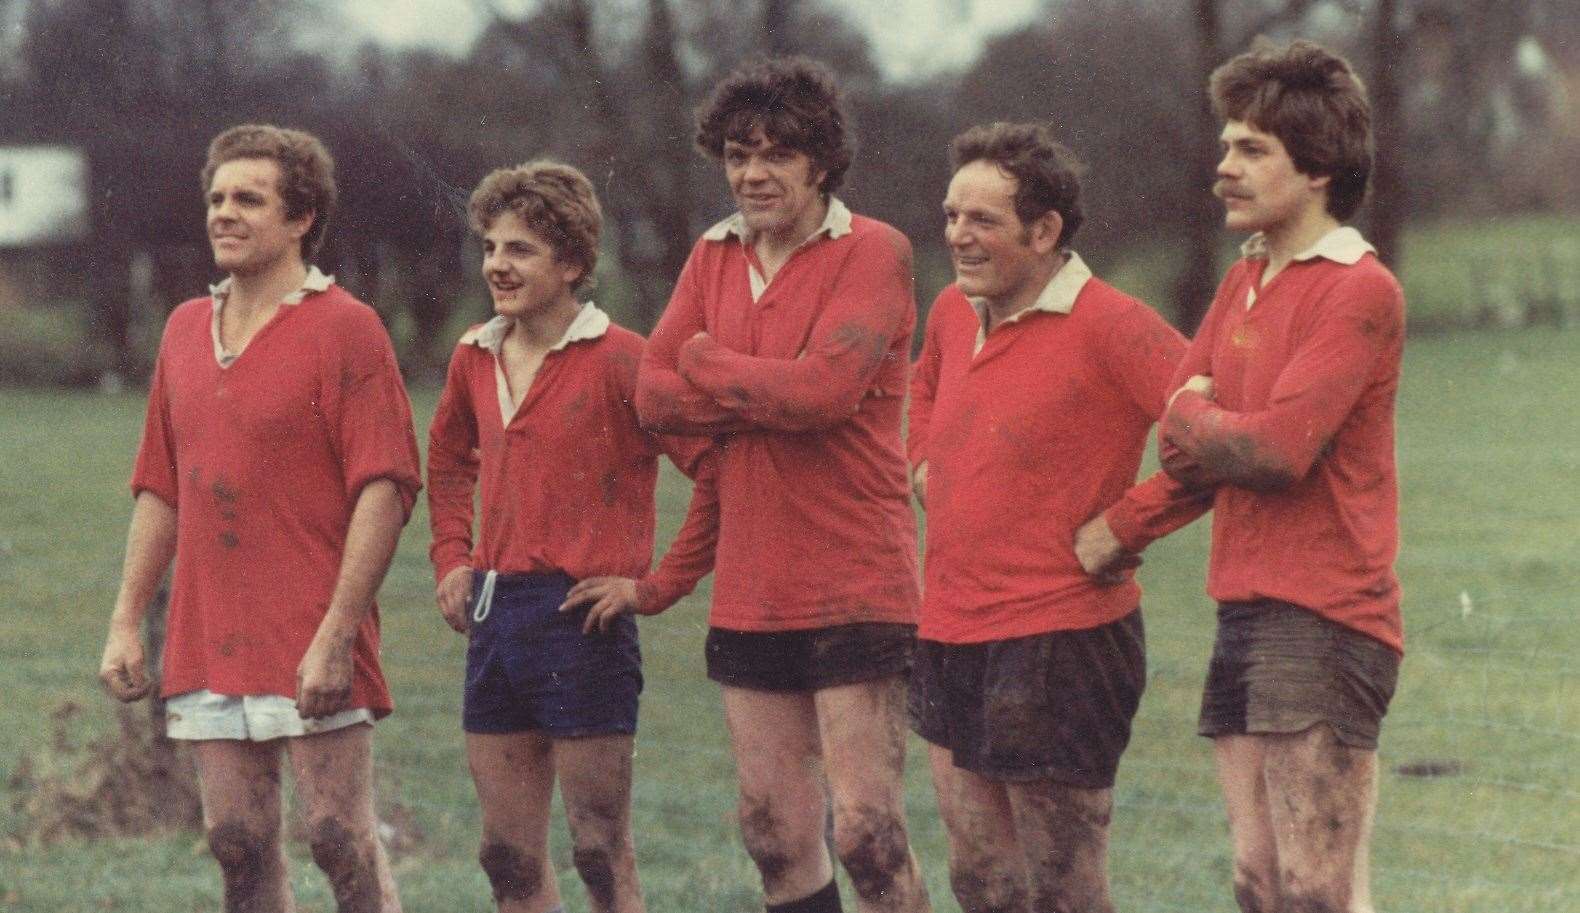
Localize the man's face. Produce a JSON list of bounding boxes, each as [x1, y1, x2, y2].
[[206, 157, 312, 276], [480, 210, 581, 321], [1214, 120, 1330, 235], [943, 160, 1059, 306], [724, 127, 826, 241]]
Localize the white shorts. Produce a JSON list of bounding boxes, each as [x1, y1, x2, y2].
[[165, 690, 374, 741]]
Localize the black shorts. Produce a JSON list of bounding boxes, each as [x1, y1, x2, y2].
[[704, 623, 916, 692], [909, 610, 1146, 789], [1198, 599, 1399, 750]]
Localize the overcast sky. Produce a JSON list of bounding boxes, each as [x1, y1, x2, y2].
[[336, 0, 1043, 81]]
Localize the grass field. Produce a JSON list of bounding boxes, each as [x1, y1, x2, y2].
[[1, 327, 1577, 912]]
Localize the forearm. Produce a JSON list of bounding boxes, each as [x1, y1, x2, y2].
[[635, 363, 757, 435], [111, 492, 178, 631], [1162, 393, 1307, 490], [321, 479, 405, 643], [426, 447, 479, 580], [676, 330, 884, 432]]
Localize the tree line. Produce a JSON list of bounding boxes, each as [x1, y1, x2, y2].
[[1, 0, 1574, 383]]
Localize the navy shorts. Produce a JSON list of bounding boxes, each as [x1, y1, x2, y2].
[[463, 570, 642, 737]]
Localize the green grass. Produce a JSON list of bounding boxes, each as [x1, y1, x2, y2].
[[1103, 213, 1580, 329], [2, 328, 1578, 911]]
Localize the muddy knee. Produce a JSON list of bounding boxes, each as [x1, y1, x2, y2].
[[307, 816, 380, 913], [207, 819, 271, 886], [1232, 866, 1277, 913], [479, 840, 544, 903], [948, 863, 1026, 913], [740, 797, 798, 892], [832, 808, 910, 901], [572, 843, 618, 908]]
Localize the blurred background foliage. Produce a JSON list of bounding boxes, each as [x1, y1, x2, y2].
[[1, 0, 1578, 386]]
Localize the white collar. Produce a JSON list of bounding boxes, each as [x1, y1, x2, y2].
[[1240, 226, 1375, 266], [459, 301, 611, 354], [209, 265, 332, 310], [971, 250, 1093, 327], [701, 196, 854, 245]]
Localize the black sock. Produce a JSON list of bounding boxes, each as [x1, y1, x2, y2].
[[766, 879, 842, 913]]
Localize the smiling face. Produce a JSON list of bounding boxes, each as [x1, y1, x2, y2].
[[943, 159, 1061, 310], [724, 127, 827, 245], [1214, 120, 1331, 237], [206, 157, 313, 277], [480, 210, 582, 321]]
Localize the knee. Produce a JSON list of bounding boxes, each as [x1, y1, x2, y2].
[[306, 815, 375, 884], [478, 839, 544, 903], [948, 864, 1025, 913], [206, 818, 270, 879], [739, 796, 798, 891], [831, 806, 911, 902], [1231, 865, 1277, 913], [572, 843, 618, 907]]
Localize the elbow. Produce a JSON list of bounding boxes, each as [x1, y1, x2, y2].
[[1198, 435, 1303, 491]]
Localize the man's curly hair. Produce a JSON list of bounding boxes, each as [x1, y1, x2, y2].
[[1211, 39, 1373, 221], [949, 121, 1086, 249], [695, 56, 852, 195], [467, 160, 603, 290], [202, 124, 337, 259]]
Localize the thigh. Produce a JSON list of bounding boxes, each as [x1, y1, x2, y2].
[[554, 734, 636, 836], [191, 737, 286, 833], [722, 686, 827, 826], [1004, 778, 1114, 910], [466, 731, 557, 844], [815, 676, 908, 807], [1262, 725, 1378, 894], [927, 744, 1016, 867], [285, 723, 379, 831]]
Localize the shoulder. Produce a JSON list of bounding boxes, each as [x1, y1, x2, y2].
[[304, 285, 387, 334], [846, 215, 913, 262], [1309, 256, 1405, 325]]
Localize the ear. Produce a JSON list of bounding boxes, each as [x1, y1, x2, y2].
[[808, 165, 828, 191], [560, 259, 585, 288], [288, 209, 316, 242], [1029, 210, 1063, 255]]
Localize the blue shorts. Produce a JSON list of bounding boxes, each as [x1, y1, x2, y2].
[[463, 570, 642, 737]]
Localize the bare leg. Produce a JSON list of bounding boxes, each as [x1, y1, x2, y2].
[[1214, 735, 1280, 913], [286, 724, 401, 913], [1262, 725, 1379, 913], [722, 686, 835, 904], [1004, 780, 1114, 913], [926, 745, 1026, 913], [192, 738, 296, 913], [466, 731, 562, 913], [816, 677, 931, 913], [555, 734, 646, 913]]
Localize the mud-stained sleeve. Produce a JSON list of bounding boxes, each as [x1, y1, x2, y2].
[[676, 228, 915, 432], [130, 343, 180, 507], [324, 307, 423, 519], [907, 290, 948, 468], [636, 449, 719, 614], [1157, 269, 1240, 487], [1162, 271, 1403, 490], [636, 243, 757, 436], [427, 344, 482, 583]]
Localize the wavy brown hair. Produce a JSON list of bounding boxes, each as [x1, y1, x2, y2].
[[695, 56, 852, 195], [201, 124, 336, 259]]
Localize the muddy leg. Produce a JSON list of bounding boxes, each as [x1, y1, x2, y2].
[[722, 686, 836, 904], [557, 734, 645, 913], [193, 738, 296, 913], [466, 731, 560, 913], [1005, 780, 1114, 913], [287, 724, 401, 913], [817, 677, 931, 913], [1214, 735, 1280, 913], [926, 744, 1026, 913], [1262, 725, 1378, 913]]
